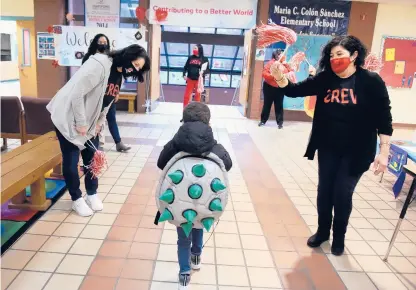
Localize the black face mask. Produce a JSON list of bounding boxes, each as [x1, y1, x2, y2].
[[97, 44, 108, 53]]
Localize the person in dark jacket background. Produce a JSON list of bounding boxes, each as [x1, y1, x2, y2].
[[270, 35, 393, 256], [182, 44, 210, 108]]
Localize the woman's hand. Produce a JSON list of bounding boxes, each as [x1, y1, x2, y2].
[[309, 65, 317, 76], [270, 61, 284, 81], [373, 152, 389, 175], [76, 126, 87, 136], [115, 94, 119, 103], [95, 124, 103, 136]]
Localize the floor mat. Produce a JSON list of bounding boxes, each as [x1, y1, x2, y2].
[[1, 178, 66, 254]]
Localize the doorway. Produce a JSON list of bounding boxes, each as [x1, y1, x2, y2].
[[159, 26, 245, 106]]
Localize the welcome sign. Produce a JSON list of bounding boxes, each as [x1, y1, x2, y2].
[[149, 0, 258, 29], [268, 0, 351, 35], [54, 25, 147, 67]]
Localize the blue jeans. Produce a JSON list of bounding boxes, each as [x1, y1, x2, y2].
[[177, 227, 203, 274], [55, 128, 99, 201], [104, 96, 121, 144]]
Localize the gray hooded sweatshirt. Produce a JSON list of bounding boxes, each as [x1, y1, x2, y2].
[[47, 54, 112, 150]]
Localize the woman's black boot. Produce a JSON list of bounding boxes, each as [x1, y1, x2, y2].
[[307, 232, 330, 248]]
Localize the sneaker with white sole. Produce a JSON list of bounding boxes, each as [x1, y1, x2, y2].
[[72, 198, 94, 217], [86, 194, 103, 211], [191, 255, 201, 270], [178, 274, 190, 290]]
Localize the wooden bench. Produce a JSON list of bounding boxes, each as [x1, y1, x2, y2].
[[118, 92, 136, 113], [1, 131, 62, 211]]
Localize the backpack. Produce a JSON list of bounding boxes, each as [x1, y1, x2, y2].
[[155, 152, 229, 236]]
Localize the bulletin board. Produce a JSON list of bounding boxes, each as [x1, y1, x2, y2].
[[379, 36, 416, 89]]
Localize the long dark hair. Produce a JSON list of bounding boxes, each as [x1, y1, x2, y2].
[[82, 33, 110, 64], [319, 35, 367, 72], [196, 44, 204, 58], [108, 44, 151, 83]]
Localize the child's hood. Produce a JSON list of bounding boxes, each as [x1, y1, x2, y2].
[[173, 121, 217, 155]]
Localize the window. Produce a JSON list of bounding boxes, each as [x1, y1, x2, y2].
[[169, 71, 186, 85], [211, 58, 233, 70], [231, 75, 241, 88], [22, 29, 31, 66], [166, 43, 188, 55], [213, 45, 237, 58], [190, 27, 215, 34], [160, 70, 168, 84], [168, 56, 188, 68], [210, 74, 230, 87], [1, 34, 12, 61]]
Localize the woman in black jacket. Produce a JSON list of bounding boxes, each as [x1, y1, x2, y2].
[[182, 44, 210, 107], [270, 35, 393, 256]]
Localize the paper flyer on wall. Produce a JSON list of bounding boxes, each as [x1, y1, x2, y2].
[[53, 25, 147, 67], [37, 32, 56, 60], [85, 0, 120, 28]]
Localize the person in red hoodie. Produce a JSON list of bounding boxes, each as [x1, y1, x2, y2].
[[259, 49, 293, 129], [182, 44, 209, 107]]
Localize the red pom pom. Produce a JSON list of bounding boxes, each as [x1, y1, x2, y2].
[[47, 25, 54, 33], [52, 60, 59, 68], [155, 8, 168, 22], [135, 7, 146, 22], [256, 23, 297, 48], [87, 150, 108, 178]]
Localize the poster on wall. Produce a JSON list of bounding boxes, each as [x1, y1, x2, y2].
[[281, 34, 332, 112], [53, 25, 147, 66], [37, 32, 55, 60], [268, 0, 351, 36], [149, 0, 257, 29], [255, 48, 266, 61], [85, 0, 120, 28], [379, 36, 416, 90]]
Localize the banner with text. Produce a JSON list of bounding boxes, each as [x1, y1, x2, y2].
[[269, 0, 351, 36], [149, 0, 257, 29], [54, 25, 147, 66], [85, 0, 120, 28]]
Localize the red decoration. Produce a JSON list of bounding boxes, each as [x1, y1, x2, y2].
[[363, 52, 383, 73], [289, 52, 306, 72], [87, 150, 108, 178], [47, 25, 54, 33], [135, 7, 146, 22], [256, 23, 297, 48], [52, 60, 59, 68], [155, 8, 168, 22]]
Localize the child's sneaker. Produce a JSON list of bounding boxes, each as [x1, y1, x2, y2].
[[178, 274, 190, 290], [191, 255, 201, 270]]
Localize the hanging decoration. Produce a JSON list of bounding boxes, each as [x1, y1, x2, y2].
[[155, 8, 168, 22], [135, 7, 146, 23]]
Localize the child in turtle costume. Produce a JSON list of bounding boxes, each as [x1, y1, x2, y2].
[[154, 102, 232, 289]]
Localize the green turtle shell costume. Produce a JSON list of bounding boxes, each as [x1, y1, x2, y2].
[[155, 152, 229, 237]]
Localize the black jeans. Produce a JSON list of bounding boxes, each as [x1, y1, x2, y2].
[[316, 149, 363, 240], [261, 82, 285, 126], [103, 96, 121, 144], [55, 128, 99, 201]]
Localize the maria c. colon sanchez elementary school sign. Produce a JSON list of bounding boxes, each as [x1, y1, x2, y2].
[[268, 0, 352, 36]]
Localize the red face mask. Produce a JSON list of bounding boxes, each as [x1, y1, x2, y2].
[[330, 57, 351, 74], [192, 49, 199, 56]]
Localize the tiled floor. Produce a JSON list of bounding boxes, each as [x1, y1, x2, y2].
[[1, 103, 416, 290]]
